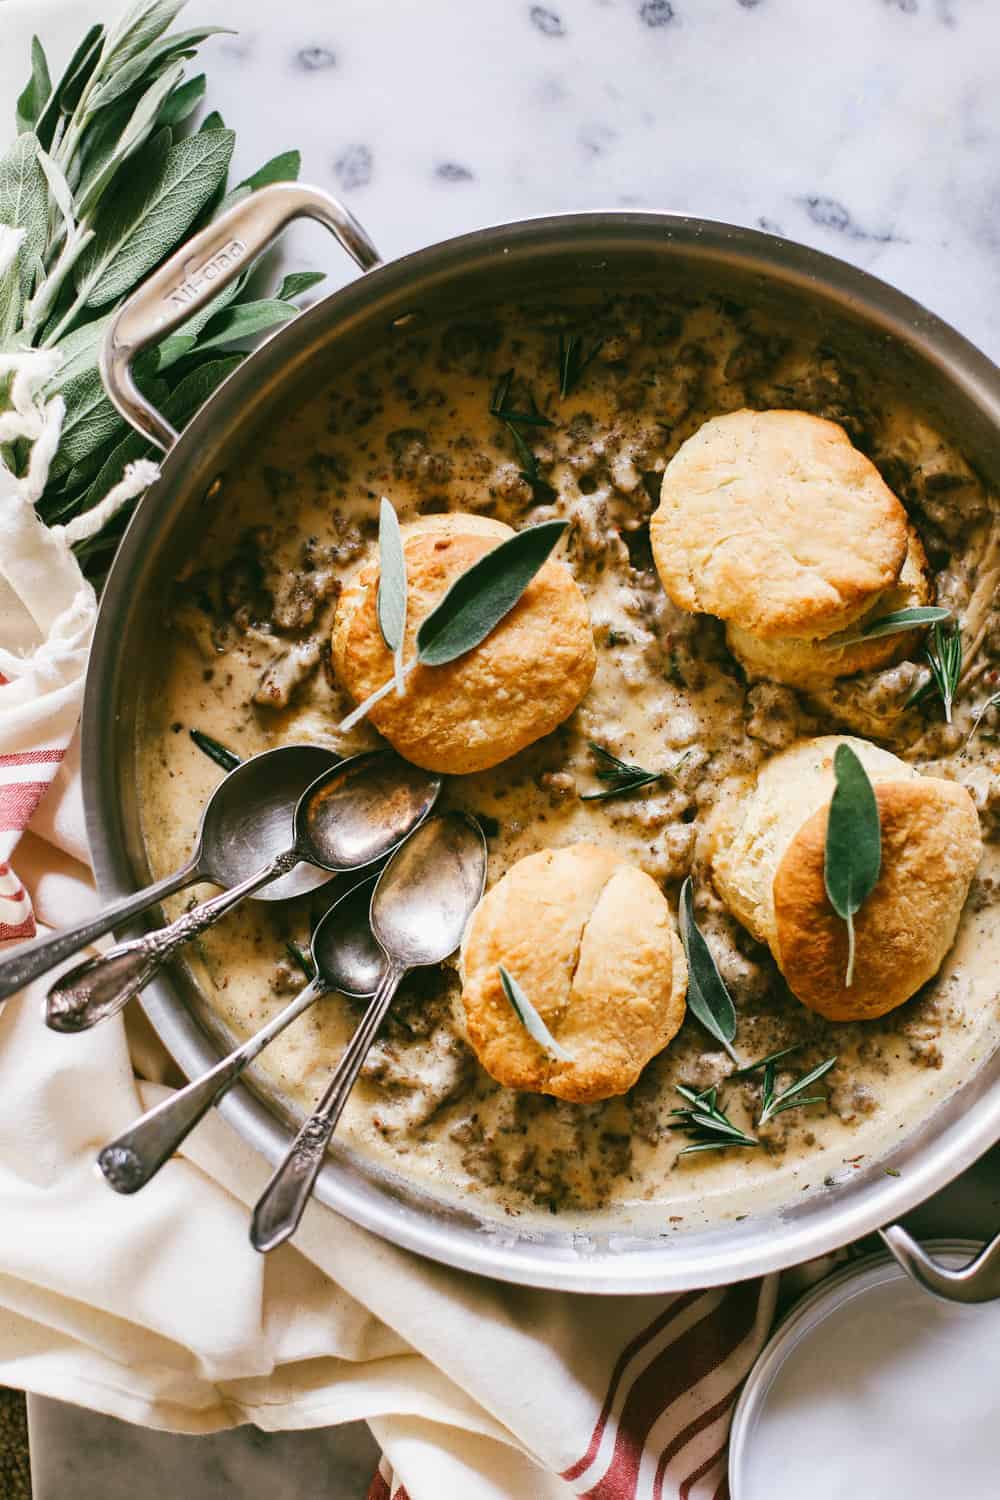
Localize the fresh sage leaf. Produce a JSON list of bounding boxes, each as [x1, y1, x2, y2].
[[416, 519, 566, 667], [86, 30, 231, 117], [35, 24, 103, 147], [499, 965, 575, 1063], [377, 497, 408, 696], [824, 743, 881, 988], [100, 0, 188, 78], [156, 72, 206, 127], [0, 132, 48, 309], [194, 297, 298, 352], [42, 310, 116, 392], [16, 37, 52, 136], [189, 727, 241, 771], [75, 125, 235, 309], [199, 109, 225, 132], [678, 877, 738, 1060], [48, 366, 126, 479], [74, 63, 185, 220], [835, 605, 952, 647], [277, 270, 325, 301], [163, 353, 243, 425]]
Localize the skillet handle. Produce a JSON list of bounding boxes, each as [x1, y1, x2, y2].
[[880, 1223, 1000, 1303], [99, 182, 381, 452]]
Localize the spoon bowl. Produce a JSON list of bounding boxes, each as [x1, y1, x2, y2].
[[312, 877, 387, 998], [201, 743, 341, 900]]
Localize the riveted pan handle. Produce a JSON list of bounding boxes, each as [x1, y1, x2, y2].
[[881, 1223, 1000, 1302], [100, 182, 381, 452]]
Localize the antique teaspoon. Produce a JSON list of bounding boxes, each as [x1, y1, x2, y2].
[[46, 751, 442, 1034], [0, 744, 340, 1006], [97, 874, 386, 1195], [250, 811, 487, 1254]]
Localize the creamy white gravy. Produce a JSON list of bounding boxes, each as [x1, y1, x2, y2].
[[138, 291, 1000, 1232]]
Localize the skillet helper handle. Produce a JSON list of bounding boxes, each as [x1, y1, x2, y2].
[[880, 1223, 1000, 1303], [100, 182, 381, 452]]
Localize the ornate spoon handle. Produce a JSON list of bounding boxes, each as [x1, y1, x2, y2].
[[46, 847, 299, 1033], [250, 961, 404, 1253], [99, 976, 327, 1193]]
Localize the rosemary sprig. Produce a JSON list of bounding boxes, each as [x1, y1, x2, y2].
[[757, 1055, 837, 1127], [669, 1084, 758, 1156], [924, 620, 963, 723], [580, 741, 664, 801], [731, 1044, 802, 1078], [558, 332, 604, 398], [285, 940, 315, 980], [189, 727, 241, 771], [489, 368, 552, 484]]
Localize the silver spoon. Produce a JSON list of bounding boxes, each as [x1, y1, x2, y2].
[[250, 811, 487, 1254], [46, 751, 442, 1034], [0, 744, 339, 1007], [97, 874, 386, 1195]]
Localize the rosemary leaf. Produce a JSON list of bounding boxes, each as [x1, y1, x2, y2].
[[968, 691, 1000, 746], [824, 744, 881, 988], [189, 727, 241, 771], [285, 940, 315, 981], [925, 620, 963, 724], [731, 1043, 802, 1078], [499, 964, 574, 1062], [678, 878, 738, 1061], [580, 741, 664, 801], [757, 1056, 837, 1127], [558, 332, 605, 398], [670, 1083, 758, 1155]]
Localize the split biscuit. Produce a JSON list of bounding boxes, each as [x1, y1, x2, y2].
[[460, 844, 688, 1102]]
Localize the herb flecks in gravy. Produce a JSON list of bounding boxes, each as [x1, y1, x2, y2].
[[140, 291, 1000, 1230]]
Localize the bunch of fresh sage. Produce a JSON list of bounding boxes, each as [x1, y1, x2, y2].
[[0, 0, 322, 576]]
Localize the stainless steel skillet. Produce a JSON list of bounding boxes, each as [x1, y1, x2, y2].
[[86, 182, 1000, 1298]]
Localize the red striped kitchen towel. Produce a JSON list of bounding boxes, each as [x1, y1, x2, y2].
[[365, 1277, 776, 1500]]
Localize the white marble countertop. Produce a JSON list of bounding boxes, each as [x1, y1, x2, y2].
[[4, 0, 1000, 1493]]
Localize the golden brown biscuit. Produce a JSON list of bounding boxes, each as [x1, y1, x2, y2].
[[332, 513, 596, 774], [709, 736, 981, 1021], [650, 409, 909, 640], [726, 525, 932, 689], [460, 845, 687, 1102]]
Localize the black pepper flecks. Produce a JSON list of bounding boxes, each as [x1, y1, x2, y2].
[[529, 6, 566, 36], [297, 45, 336, 69], [640, 0, 675, 24], [435, 162, 475, 182], [334, 144, 373, 192]]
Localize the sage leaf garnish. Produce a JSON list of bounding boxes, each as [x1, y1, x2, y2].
[[377, 496, 408, 697], [678, 877, 738, 1061], [499, 964, 575, 1062], [757, 1055, 837, 1127], [834, 605, 952, 647], [417, 519, 567, 665], [581, 741, 664, 801], [824, 743, 881, 988], [338, 520, 568, 731], [669, 1084, 758, 1155], [189, 727, 241, 771], [558, 332, 604, 398], [968, 691, 1000, 746]]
